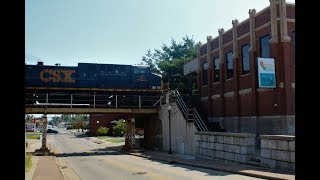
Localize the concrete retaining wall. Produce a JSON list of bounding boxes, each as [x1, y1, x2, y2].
[[195, 132, 255, 163], [260, 135, 295, 171], [159, 103, 197, 155]]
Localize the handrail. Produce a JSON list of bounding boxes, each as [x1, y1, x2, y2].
[[193, 108, 208, 131], [172, 90, 208, 131], [174, 92, 188, 119]]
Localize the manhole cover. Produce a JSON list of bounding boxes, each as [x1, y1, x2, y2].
[[132, 172, 147, 175]]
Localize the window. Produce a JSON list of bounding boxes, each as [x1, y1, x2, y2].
[[213, 57, 219, 82], [203, 62, 208, 86], [241, 44, 250, 74], [292, 31, 295, 64], [226, 51, 233, 79], [260, 35, 270, 58]]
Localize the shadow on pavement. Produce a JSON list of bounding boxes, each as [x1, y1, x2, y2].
[[61, 132, 294, 179], [54, 145, 236, 177], [54, 150, 123, 157]]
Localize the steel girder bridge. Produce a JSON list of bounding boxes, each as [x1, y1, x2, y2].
[[25, 87, 163, 152]]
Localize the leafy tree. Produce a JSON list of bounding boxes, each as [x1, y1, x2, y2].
[[96, 126, 109, 136], [113, 119, 125, 137], [60, 114, 89, 123], [25, 115, 34, 123], [49, 116, 60, 126], [61, 114, 72, 122], [141, 35, 201, 93], [35, 121, 40, 129], [73, 120, 86, 132], [141, 50, 161, 74]]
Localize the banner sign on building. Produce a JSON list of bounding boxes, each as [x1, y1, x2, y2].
[[257, 57, 276, 88]]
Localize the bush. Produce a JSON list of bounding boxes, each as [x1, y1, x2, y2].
[[96, 126, 109, 136], [113, 120, 125, 137]]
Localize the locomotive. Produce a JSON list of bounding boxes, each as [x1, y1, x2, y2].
[[25, 62, 162, 90]]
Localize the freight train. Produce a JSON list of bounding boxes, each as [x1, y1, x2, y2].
[[25, 62, 162, 90]]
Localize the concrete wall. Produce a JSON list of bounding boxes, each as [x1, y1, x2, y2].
[[194, 132, 256, 163], [211, 115, 295, 135], [159, 103, 197, 155], [260, 135, 295, 172]]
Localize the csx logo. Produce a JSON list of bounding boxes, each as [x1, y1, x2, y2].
[[40, 69, 75, 83]]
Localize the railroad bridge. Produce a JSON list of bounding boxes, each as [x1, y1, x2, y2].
[[25, 62, 208, 155], [25, 86, 165, 152]]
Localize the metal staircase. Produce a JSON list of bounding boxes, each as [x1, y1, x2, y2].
[[171, 90, 208, 131]]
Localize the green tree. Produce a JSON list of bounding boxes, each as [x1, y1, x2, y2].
[[141, 35, 201, 93], [61, 114, 72, 122], [50, 116, 60, 126], [73, 120, 86, 132], [113, 120, 125, 137]]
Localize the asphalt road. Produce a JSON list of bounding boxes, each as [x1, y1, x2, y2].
[[48, 130, 261, 180]]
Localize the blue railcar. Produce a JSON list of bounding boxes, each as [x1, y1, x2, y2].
[[77, 63, 132, 89], [25, 62, 162, 90]]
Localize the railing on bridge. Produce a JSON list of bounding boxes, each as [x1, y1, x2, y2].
[[25, 92, 161, 109]]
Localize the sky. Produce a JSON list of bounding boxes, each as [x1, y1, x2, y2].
[[26, 0, 295, 67]]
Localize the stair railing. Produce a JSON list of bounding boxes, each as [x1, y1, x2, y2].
[[172, 90, 208, 131]]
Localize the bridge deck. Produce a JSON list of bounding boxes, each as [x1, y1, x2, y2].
[[25, 107, 159, 114]]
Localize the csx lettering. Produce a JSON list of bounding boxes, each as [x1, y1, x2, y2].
[[40, 69, 75, 83]]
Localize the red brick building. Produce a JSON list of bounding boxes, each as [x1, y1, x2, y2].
[[196, 0, 295, 135], [89, 114, 128, 136]]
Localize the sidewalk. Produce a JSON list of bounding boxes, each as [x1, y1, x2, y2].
[[32, 156, 64, 180], [106, 144, 295, 180], [25, 138, 64, 180]]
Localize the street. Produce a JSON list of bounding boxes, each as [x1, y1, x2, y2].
[[47, 129, 262, 180]]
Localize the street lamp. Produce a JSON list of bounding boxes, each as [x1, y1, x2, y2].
[[168, 105, 172, 154]]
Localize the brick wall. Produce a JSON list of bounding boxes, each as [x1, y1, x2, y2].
[[196, 2, 295, 135], [89, 114, 128, 136]]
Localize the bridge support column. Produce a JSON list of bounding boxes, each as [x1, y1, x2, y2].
[[41, 114, 48, 150], [124, 117, 135, 150], [35, 114, 51, 155]]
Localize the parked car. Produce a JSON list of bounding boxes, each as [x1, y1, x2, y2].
[[47, 128, 58, 134]]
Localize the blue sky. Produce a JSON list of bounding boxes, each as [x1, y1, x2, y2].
[[26, 0, 295, 66]]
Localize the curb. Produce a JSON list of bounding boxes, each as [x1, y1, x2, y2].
[[106, 147, 293, 180], [50, 142, 81, 180]]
